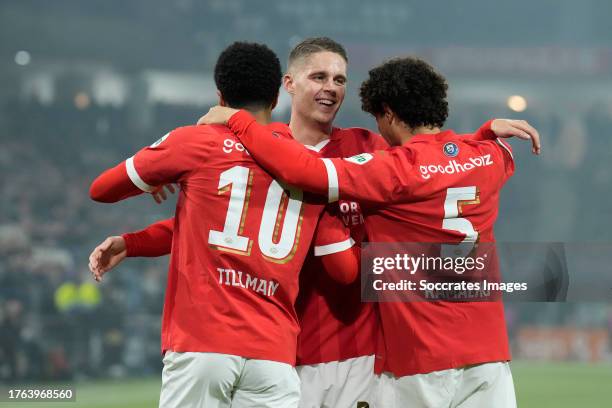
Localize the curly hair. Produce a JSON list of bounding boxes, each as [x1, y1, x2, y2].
[[214, 42, 281, 109], [359, 57, 448, 129], [288, 37, 348, 69]]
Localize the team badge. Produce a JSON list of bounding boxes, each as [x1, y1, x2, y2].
[[345, 153, 373, 165], [443, 142, 459, 157]]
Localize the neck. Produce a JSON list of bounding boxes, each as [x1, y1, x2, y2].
[[245, 109, 272, 125], [289, 111, 333, 146], [398, 125, 440, 144]]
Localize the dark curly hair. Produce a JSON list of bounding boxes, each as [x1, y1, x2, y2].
[[359, 57, 448, 129], [214, 42, 281, 109]]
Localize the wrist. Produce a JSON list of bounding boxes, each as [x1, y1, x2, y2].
[[121, 233, 137, 257], [227, 109, 256, 131]]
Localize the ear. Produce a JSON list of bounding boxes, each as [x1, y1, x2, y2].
[[383, 104, 394, 124], [217, 90, 226, 107], [283, 73, 295, 95]]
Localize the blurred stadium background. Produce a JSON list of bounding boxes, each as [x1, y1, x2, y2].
[[1, 0, 611, 406]]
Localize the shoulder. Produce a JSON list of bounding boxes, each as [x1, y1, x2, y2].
[[143, 125, 235, 163], [168, 124, 229, 140], [334, 127, 389, 151], [334, 127, 380, 141], [149, 125, 232, 151]]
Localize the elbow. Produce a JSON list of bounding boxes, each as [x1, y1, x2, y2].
[[321, 246, 360, 284], [89, 180, 115, 203], [269, 166, 303, 188], [336, 270, 358, 285], [325, 261, 359, 285]]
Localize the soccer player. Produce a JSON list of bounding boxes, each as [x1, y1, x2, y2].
[[88, 42, 358, 408], [273, 38, 385, 408], [198, 57, 540, 407]]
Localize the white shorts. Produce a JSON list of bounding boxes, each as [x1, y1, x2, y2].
[[159, 351, 301, 408], [373, 362, 516, 408], [297, 355, 375, 408]]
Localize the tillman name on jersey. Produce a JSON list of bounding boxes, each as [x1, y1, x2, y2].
[[419, 154, 493, 180], [217, 267, 281, 297]]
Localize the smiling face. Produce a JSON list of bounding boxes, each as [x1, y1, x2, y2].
[[285, 51, 347, 127]]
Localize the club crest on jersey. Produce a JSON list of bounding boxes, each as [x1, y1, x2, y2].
[[345, 153, 373, 165], [443, 142, 459, 157]]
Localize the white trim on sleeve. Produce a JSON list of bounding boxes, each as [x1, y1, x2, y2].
[[314, 237, 355, 257], [321, 158, 339, 203], [496, 138, 514, 160], [126, 156, 156, 193]]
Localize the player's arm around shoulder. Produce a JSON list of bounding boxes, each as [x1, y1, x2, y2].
[[329, 145, 421, 206], [470, 118, 541, 155], [313, 206, 359, 284]]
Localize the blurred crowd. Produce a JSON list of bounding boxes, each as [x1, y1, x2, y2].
[[1, 97, 611, 382]]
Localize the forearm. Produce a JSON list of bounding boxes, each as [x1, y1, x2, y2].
[[228, 110, 329, 196], [321, 246, 360, 284], [90, 162, 143, 203], [122, 218, 174, 257]]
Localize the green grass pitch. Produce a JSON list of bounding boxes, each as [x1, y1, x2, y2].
[[4, 361, 611, 407]]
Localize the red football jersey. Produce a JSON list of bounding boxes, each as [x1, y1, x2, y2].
[[126, 123, 352, 365], [296, 127, 388, 366], [226, 111, 513, 376], [322, 134, 514, 376]]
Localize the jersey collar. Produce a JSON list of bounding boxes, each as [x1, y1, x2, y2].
[[305, 126, 349, 152], [404, 129, 456, 146]]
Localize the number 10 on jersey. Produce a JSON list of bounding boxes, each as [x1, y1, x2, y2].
[[208, 166, 305, 263]]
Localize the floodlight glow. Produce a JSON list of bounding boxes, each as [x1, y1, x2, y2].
[[75, 92, 91, 110], [15, 50, 31, 66], [507, 95, 527, 112]]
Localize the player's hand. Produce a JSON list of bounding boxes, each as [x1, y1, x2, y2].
[[151, 184, 177, 204], [491, 119, 541, 155], [88, 236, 127, 282], [197, 106, 240, 126]]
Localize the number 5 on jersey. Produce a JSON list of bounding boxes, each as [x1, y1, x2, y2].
[[442, 186, 480, 259]]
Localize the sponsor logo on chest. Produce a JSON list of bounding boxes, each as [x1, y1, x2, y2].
[[419, 154, 493, 180]]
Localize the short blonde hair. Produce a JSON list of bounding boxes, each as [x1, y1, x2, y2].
[[288, 37, 348, 70]]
